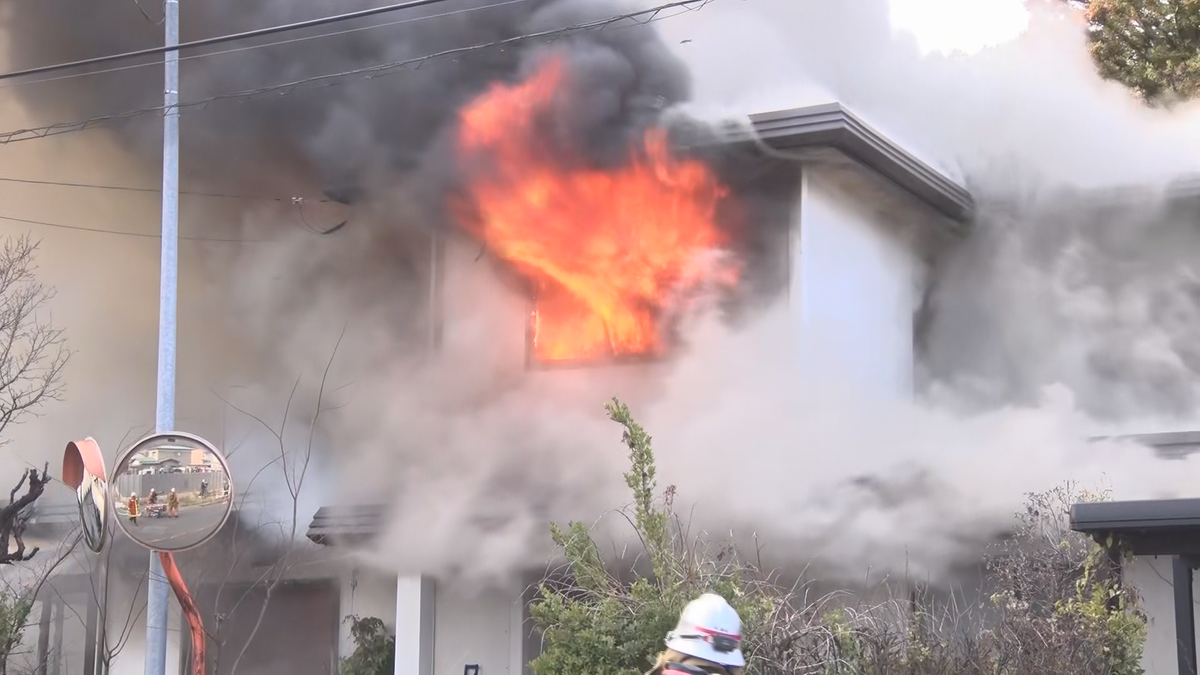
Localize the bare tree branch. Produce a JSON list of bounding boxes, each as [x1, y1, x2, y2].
[[0, 463, 51, 564], [183, 332, 346, 675]]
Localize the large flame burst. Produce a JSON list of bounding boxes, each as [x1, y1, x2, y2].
[[455, 56, 737, 363]]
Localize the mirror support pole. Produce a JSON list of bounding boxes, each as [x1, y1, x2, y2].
[[146, 0, 181, 668], [95, 548, 108, 675]]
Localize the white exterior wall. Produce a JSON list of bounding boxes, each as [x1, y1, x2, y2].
[[418, 162, 932, 675], [434, 585, 526, 675], [340, 569, 400, 660], [793, 166, 919, 401], [1128, 555, 1200, 675], [377, 573, 529, 675]]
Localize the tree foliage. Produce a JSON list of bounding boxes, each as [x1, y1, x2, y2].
[[530, 398, 1148, 675], [0, 235, 70, 674], [0, 235, 67, 565], [1074, 0, 1200, 103], [530, 398, 770, 675], [340, 616, 395, 675], [0, 588, 32, 675]]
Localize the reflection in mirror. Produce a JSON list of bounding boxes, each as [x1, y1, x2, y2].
[[109, 432, 234, 553], [63, 438, 108, 554], [79, 473, 106, 552]]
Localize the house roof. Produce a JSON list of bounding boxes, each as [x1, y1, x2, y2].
[[306, 504, 386, 546], [1090, 430, 1200, 459], [744, 103, 974, 227], [1070, 498, 1200, 556], [1071, 432, 1200, 555], [133, 457, 181, 465]]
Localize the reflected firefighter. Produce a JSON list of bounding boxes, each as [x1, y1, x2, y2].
[[168, 488, 179, 518], [145, 487, 167, 518], [649, 594, 745, 675], [127, 492, 139, 526]]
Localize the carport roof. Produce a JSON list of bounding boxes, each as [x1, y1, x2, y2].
[[1070, 498, 1200, 557]]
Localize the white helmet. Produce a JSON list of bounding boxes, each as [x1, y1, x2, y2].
[[664, 593, 744, 667]]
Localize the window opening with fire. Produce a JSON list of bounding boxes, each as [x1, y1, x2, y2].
[[454, 55, 750, 369]]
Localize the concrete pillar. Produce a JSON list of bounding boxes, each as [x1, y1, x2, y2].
[[1174, 557, 1197, 675], [394, 576, 435, 675], [509, 581, 539, 675], [51, 596, 63, 675]]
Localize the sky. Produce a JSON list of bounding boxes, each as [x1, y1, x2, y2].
[[889, 0, 1033, 55]]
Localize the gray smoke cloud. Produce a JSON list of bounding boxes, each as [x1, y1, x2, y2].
[[920, 187, 1200, 422], [2, 0, 696, 203], [7, 0, 1200, 600]]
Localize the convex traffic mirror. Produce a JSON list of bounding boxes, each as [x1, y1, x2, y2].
[[62, 437, 108, 554], [110, 432, 233, 552]]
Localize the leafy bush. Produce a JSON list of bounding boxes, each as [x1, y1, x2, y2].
[[529, 398, 1147, 675], [0, 585, 32, 675], [340, 615, 395, 675]]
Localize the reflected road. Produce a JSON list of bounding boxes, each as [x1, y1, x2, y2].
[[129, 501, 229, 549]]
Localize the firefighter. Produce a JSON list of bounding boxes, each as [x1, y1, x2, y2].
[[147, 488, 159, 505], [648, 594, 745, 675], [167, 488, 180, 518], [127, 492, 139, 526]]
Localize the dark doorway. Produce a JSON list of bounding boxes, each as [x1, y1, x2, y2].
[[185, 579, 339, 675]]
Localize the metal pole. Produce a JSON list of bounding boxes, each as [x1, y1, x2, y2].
[[1173, 556, 1197, 675], [145, 0, 179, 671]]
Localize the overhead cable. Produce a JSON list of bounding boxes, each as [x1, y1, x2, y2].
[[0, 0, 466, 82], [0, 0, 531, 91], [0, 213, 259, 242], [0, 0, 712, 144]]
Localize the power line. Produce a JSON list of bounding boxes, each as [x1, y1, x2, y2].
[[0, 213, 257, 242], [0, 0, 531, 91], [0, 0, 711, 144], [0, 0, 466, 83], [0, 175, 314, 202], [0, 176, 349, 233]]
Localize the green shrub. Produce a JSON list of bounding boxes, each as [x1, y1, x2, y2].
[[0, 585, 32, 675], [530, 398, 774, 675], [530, 398, 1148, 675], [340, 615, 395, 675]]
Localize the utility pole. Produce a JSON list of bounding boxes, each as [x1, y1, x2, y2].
[[145, 0, 179, 670]]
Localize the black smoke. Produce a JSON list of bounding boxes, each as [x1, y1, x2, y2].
[[0, 0, 675, 199], [1, 0, 795, 294]]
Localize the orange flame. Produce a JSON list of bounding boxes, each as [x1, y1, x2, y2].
[[456, 57, 735, 362]]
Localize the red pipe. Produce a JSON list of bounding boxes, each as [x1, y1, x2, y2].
[[158, 551, 206, 675]]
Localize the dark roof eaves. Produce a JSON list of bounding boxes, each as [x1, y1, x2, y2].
[[306, 504, 387, 546], [746, 103, 974, 229], [1070, 498, 1200, 533]]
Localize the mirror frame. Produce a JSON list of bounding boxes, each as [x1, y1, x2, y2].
[[109, 431, 235, 553], [63, 437, 109, 554]]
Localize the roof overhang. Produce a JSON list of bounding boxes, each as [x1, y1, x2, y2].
[[1089, 430, 1200, 459], [744, 103, 974, 228], [1070, 498, 1200, 556], [306, 504, 385, 546]]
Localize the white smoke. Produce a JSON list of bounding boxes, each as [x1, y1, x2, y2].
[[7, 0, 1200, 593], [297, 0, 1200, 586]]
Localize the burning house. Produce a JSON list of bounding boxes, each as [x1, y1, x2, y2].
[[294, 95, 973, 675], [13, 0, 1200, 674], [7, 51, 979, 675]]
